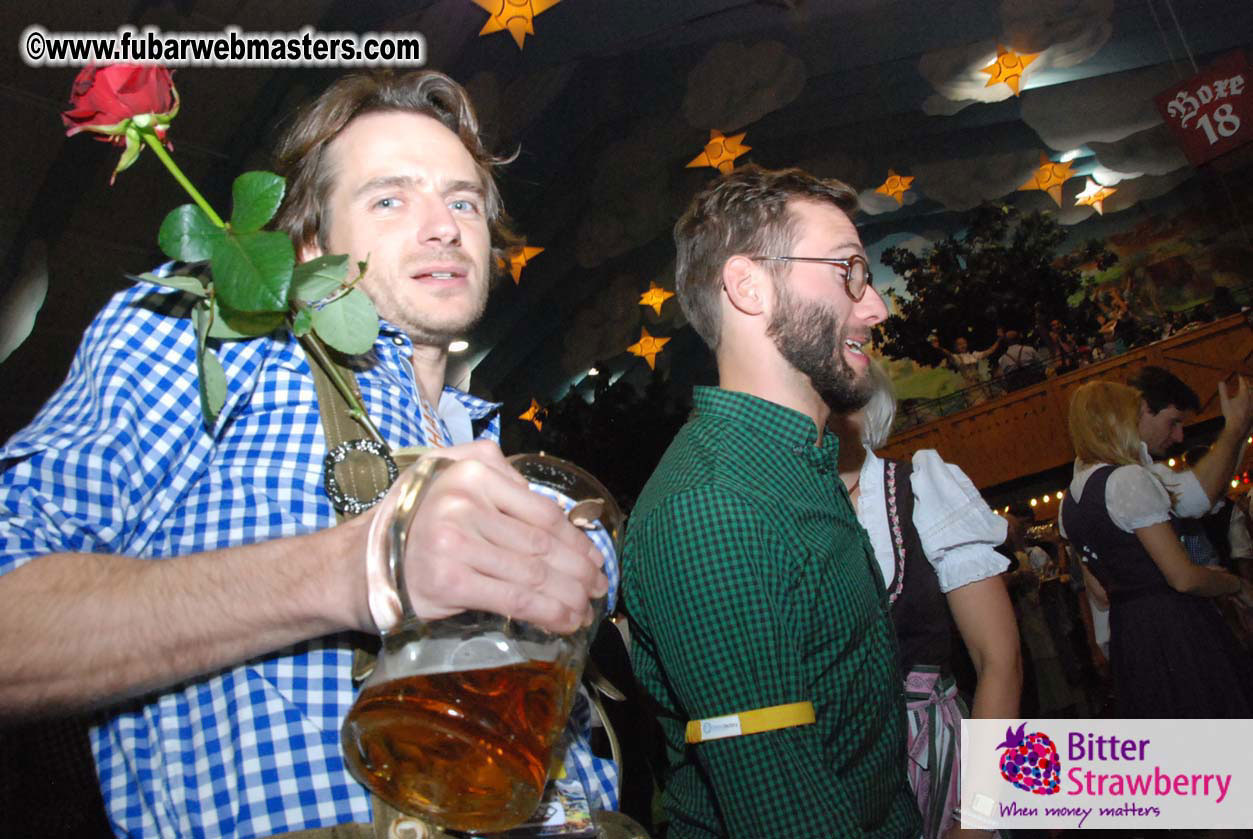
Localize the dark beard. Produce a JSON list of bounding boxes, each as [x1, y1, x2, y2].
[[767, 286, 873, 413]]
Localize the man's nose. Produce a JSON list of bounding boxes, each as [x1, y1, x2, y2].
[[856, 284, 889, 325], [416, 194, 460, 245]]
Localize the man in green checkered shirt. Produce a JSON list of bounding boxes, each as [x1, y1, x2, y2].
[[622, 166, 921, 838]]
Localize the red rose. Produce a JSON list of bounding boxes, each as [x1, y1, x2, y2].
[[62, 63, 179, 182], [62, 63, 178, 140]]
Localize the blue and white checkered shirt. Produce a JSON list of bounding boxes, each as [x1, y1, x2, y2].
[[0, 280, 618, 838]]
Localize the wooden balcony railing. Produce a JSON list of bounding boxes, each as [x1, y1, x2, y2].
[[879, 313, 1253, 490]]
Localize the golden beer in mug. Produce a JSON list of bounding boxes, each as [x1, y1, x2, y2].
[[342, 453, 621, 833]]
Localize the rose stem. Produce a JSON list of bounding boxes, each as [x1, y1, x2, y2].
[[142, 132, 226, 228]]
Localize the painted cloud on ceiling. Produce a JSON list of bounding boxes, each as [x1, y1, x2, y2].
[[1020, 61, 1180, 150], [497, 64, 578, 141], [795, 147, 873, 194], [575, 120, 693, 268], [1087, 124, 1190, 177], [561, 273, 648, 375], [464, 66, 577, 143], [683, 41, 807, 131], [1000, 0, 1114, 57], [577, 170, 684, 268], [1097, 167, 1194, 215], [910, 148, 1043, 212], [920, 0, 1113, 115], [858, 188, 921, 216]]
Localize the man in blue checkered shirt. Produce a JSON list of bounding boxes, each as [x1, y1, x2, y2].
[[0, 71, 614, 838]]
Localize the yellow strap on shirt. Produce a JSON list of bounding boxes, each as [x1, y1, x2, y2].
[[684, 701, 815, 744]]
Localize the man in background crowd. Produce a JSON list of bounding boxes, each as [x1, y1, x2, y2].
[[623, 164, 920, 838]]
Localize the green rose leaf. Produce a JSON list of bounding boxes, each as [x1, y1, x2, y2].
[[311, 287, 379, 355], [291, 253, 350, 303], [207, 298, 286, 339], [159, 204, 223, 262], [290, 306, 314, 337], [230, 171, 286, 234], [192, 300, 227, 427], [211, 229, 294, 313], [198, 348, 227, 428], [127, 271, 209, 297]]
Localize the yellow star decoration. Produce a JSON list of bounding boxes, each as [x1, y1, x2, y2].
[[1018, 154, 1075, 206], [639, 282, 676, 316], [874, 170, 915, 205], [686, 130, 751, 174], [518, 398, 545, 431], [471, 0, 562, 50], [627, 327, 671, 370], [981, 45, 1039, 96], [1074, 178, 1117, 215], [499, 244, 544, 284]]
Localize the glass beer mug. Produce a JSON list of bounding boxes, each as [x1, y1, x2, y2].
[[341, 452, 623, 834]]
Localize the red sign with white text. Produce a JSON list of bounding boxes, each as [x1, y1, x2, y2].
[[1154, 50, 1249, 167]]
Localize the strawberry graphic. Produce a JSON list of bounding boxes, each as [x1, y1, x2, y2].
[[996, 722, 1061, 795]]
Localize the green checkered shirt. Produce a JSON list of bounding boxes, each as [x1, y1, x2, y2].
[[623, 387, 920, 838]]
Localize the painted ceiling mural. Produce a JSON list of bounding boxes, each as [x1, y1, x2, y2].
[[0, 0, 1250, 438]]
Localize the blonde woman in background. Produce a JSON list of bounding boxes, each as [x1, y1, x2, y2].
[[1059, 380, 1253, 717]]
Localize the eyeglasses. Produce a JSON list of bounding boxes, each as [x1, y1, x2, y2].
[[750, 254, 874, 302]]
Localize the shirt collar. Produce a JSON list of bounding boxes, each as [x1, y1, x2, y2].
[[374, 321, 500, 422], [692, 386, 835, 453]]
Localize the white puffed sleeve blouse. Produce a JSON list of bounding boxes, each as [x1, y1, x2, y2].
[[856, 447, 1009, 593]]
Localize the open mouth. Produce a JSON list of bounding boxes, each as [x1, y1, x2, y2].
[[412, 265, 469, 282], [843, 338, 867, 357]]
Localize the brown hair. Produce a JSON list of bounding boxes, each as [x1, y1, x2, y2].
[[1068, 381, 1144, 468], [673, 164, 859, 350], [272, 70, 516, 267]]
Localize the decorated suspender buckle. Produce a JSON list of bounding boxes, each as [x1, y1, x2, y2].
[[323, 438, 399, 516]]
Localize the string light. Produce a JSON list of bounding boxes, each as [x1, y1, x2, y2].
[[448, 340, 469, 353], [1167, 458, 1176, 467], [587, 367, 600, 377], [1030, 498, 1038, 507], [1055, 491, 1063, 501]]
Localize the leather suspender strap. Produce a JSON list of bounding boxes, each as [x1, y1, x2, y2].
[[300, 336, 398, 519], [684, 700, 816, 744], [299, 337, 395, 683]]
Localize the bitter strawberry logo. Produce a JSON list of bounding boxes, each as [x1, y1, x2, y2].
[[997, 722, 1061, 795]]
